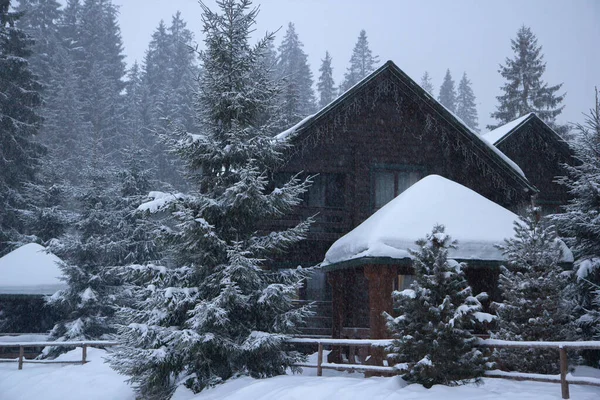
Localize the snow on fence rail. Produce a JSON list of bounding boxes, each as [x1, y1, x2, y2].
[[0, 340, 118, 370], [288, 337, 600, 399], [478, 339, 600, 399], [287, 337, 400, 376]]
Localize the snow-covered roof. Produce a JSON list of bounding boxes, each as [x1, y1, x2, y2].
[[0, 243, 66, 295], [322, 175, 572, 268], [482, 113, 534, 145], [274, 60, 531, 185]]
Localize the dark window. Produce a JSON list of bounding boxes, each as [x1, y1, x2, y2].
[[373, 168, 423, 209], [306, 173, 345, 208]]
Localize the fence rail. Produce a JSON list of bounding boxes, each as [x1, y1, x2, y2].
[[289, 337, 600, 399], [0, 340, 118, 370], [288, 337, 398, 376], [477, 339, 600, 399]]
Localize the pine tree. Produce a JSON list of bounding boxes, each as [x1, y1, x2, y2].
[[553, 89, 600, 346], [0, 0, 44, 255], [14, 0, 63, 86], [45, 151, 160, 355], [420, 71, 434, 95], [385, 225, 488, 388], [489, 26, 566, 134], [340, 29, 379, 93], [438, 69, 457, 113], [109, 1, 313, 397], [317, 51, 335, 108], [456, 72, 479, 132], [139, 15, 197, 188], [277, 22, 316, 127], [492, 207, 575, 374]]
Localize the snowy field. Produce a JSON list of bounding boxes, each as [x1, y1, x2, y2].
[[1, 348, 599, 400]]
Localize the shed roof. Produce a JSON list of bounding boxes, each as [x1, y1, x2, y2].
[[0, 243, 66, 295], [322, 175, 572, 269]]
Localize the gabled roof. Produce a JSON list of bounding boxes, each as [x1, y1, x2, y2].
[[276, 60, 535, 193], [482, 113, 534, 145], [0, 243, 66, 295], [322, 175, 572, 270], [482, 113, 572, 158]]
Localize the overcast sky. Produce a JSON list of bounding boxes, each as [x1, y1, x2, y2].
[[112, 0, 599, 130]]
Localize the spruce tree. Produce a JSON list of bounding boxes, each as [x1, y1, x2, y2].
[[45, 151, 159, 355], [317, 50, 335, 108], [553, 89, 600, 346], [456, 72, 479, 132], [438, 69, 457, 113], [489, 26, 566, 133], [420, 71, 434, 95], [386, 225, 488, 388], [492, 207, 574, 374], [0, 0, 44, 255], [109, 1, 313, 397], [277, 22, 316, 127], [340, 29, 379, 93]]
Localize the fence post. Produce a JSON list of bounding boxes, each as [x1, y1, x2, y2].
[[82, 344, 88, 365], [559, 347, 569, 399], [317, 342, 323, 377], [18, 346, 24, 370]]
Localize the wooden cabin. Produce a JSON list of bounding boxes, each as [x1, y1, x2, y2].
[[265, 61, 575, 341], [482, 113, 574, 214]]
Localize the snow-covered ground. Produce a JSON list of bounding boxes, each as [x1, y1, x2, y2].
[[1, 348, 599, 400]]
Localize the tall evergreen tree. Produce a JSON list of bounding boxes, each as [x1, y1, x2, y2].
[[489, 26, 566, 133], [317, 51, 335, 108], [340, 29, 379, 93], [553, 89, 600, 347], [14, 0, 63, 86], [386, 225, 488, 388], [438, 69, 457, 113], [139, 15, 198, 188], [0, 0, 44, 255], [45, 150, 160, 355], [492, 207, 574, 374], [456, 72, 479, 132], [420, 71, 434, 95], [109, 1, 313, 397], [276, 22, 315, 128]]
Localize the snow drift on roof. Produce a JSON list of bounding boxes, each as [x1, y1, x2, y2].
[[322, 175, 572, 267], [0, 243, 66, 295], [483, 113, 533, 145]]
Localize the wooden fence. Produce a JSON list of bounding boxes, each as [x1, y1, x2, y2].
[[479, 339, 600, 399], [289, 337, 600, 399], [0, 340, 118, 370], [288, 337, 397, 376]]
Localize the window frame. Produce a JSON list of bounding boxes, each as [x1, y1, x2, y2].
[[370, 164, 426, 211]]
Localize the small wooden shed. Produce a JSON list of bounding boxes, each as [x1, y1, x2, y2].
[[0, 243, 66, 333], [320, 175, 573, 344]]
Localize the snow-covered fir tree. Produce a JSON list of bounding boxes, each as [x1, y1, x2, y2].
[[438, 69, 457, 113], [108, 1, 313, 398], [456, 72, 479, 132], [339, 29, 379, 93], [15, 0, 63, 87], [492, 207, 574, 374], [489, 26, 566, 134], [420, 71, 434, 95], [317, 51, 335, 108], [45, 149, 160, 356], [385, 225, 488, 388], [0, 0, 44, 255], [276, 22, 316, 128], [553, 90, 600, 347], [138, 14, 198, 188]]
